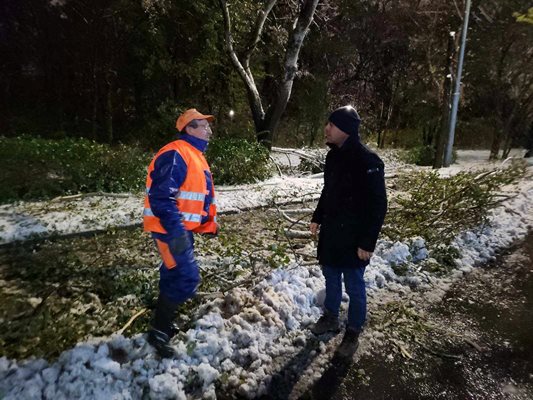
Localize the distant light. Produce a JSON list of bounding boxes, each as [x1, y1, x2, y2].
[[229, 110, 235, 118]]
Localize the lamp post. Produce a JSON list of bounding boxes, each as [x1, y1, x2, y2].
[[444, 0, 472, 167]]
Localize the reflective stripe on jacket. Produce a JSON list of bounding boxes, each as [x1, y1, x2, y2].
[[143, 139, 217, 234]]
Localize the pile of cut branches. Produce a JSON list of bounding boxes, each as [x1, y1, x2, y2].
[[383, 162, 526, 245]]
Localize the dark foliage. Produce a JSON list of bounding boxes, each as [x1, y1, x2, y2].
[[0, 0, 531, 156], [206, 138, 272, 185], [0, 136, 148, 203]]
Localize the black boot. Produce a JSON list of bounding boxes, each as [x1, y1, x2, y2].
[[311, 311, 340, 335], [147, 295, 180, 358], [335, 327, 361, 358]]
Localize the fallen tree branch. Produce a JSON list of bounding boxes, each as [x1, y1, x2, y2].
[[294, 251, 316, 259], [50, 192, 132, 202], [420, 343, 463, 360], [196, 292, 225, 299], [217, 182, 278, 192], [280, 211, 308, 226], [269, 155, 284, 177], [221, 194, 321, 215], [391, 339, 413, 359], [284, 229, 312, 239], [116, 308, 147, 335], [464, 338, 487, 352], [269, 208, 314, 214]]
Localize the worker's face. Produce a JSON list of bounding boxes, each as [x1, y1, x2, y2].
[[324, 121, 349, 147], [186, 119, 212, 141]]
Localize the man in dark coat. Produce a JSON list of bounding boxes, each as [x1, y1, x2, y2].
[[310, 106, 387, 357]]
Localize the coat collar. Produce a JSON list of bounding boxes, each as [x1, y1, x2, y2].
[[327, 135, 361, 152], [178, 133, 208, 153]]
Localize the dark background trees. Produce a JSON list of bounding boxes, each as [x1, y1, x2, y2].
[[1, 0, 532, 158]]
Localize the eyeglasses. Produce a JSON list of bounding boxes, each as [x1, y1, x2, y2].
[[197, 123, 211, 131]]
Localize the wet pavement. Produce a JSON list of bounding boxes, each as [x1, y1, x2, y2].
[[303, 232, 533, 400]]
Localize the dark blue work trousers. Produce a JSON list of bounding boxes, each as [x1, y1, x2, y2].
[[152, 231, 200, 304]]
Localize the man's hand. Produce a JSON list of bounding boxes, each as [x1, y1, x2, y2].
[[168, 233, 191, 255], [310, 222, 320, 236], [357, 248, 373, 261]]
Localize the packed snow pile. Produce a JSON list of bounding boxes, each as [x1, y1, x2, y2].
[[1, 171, 532, 399]]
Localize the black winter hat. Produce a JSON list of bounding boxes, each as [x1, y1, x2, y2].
[[328, 106, 361, 138]]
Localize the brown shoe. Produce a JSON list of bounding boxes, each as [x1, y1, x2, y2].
[[311, 312, 340, 335], [336, 327, 361, 358]]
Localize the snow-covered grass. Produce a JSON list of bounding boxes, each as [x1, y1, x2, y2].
[[1, 150, 532, 399], [2, 149, 528, 245], [0, 176, 323, 245]]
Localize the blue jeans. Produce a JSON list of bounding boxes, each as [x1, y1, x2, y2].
[[322, 260, 368, 331]]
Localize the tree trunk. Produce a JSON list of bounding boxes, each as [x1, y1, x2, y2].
[[379, 98, 393, 148], [377, 101, 384, 147], [260, 0, 319, 149], [489, 129, 503, 160], [524, 123, 533, 158], [379, 76, 398, 149], [92, 66, 98, 140], [219, 0, 270, 140], [502, 136, 512, 159], [433, 32, 456, 169], [501, 116, 515, 159], [219, 0, 319, 149], [104, 71, 113, 144]]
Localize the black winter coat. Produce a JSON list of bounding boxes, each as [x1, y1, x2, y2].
[[312, 136, 387, 266]]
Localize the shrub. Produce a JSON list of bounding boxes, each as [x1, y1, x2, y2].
[[0, 136, 149, 203], [0, 135, 275, 202], [401, 145, 435, 166], [401, 145, 458, 166], [206, 138, 272, 185]]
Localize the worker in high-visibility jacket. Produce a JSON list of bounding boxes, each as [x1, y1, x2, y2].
[[143, 108, 218, 358]]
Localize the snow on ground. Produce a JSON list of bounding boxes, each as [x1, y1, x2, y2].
[[0, 175, 322, 245], [1, 149, 527, 245], [1, 184, 531, 399], [1, 150, 533, 399], [436, 148, 528, 177]]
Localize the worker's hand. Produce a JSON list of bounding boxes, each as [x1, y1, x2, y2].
[[168, 233, 191, 255], [310, 222, 320, 236], [357, 248, 373, 261]]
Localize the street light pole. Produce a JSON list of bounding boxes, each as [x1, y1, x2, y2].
[[444, 0, 472, 167]]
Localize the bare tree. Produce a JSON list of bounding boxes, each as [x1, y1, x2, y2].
[[219, 0, 319, 148]]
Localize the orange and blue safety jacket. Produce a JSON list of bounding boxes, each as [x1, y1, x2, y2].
[[143, 134, 217, 238]]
